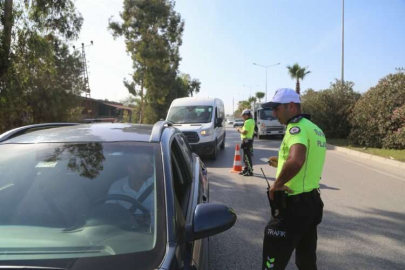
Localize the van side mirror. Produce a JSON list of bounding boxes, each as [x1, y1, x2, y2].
[[185, 203, 237, 242], [216, 118, 223, 127]]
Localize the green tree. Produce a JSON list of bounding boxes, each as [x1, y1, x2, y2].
[[177, 73, 201, 97], [110, 0, 191, 124], [301, 80, 360, 138], [248, 96, 257, 104], [287, 63, 311, 95], [189, 78, 201, 97], [0, 0, 85, 133], [234, 100, 250, 117], [255, 91, 265, 102], [120, 95, 142, 123], [349, 73, 405, 149]]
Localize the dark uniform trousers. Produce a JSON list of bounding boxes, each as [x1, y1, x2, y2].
[[241, 139, 253, 172], [262, 189, 324, 270]]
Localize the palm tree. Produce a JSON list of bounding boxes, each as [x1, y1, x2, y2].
[[255, 92, 265, 102], [248, 96, 257, 104], [287, 63, 311, 95]]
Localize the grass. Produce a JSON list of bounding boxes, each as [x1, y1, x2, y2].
[[327, 138, 405, 163]]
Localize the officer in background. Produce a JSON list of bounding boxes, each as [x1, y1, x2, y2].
[[237, 109, 255, 176], [261, 88, 326, 270]]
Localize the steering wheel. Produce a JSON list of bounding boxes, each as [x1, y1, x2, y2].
[[96, 194, 151, 227]]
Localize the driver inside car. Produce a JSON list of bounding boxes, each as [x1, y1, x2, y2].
[[108, 155, 155, 227]]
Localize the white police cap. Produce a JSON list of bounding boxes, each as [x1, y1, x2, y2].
[[241, 109, 251, 116], [262, 88, 301, 108]]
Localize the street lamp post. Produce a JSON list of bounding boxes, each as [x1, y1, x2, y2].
[[341, 0, 345, 83], [243, 84, 259, 99], [253, 62, 280, 102]]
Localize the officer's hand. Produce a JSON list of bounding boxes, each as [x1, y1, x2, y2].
[[269, 183, 293, 200], [268, 156, 278, 168]]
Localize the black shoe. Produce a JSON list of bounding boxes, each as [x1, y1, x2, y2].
[[239, 168, 248, 175], [242, 171, 253, 176]]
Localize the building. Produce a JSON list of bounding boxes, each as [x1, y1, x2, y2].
[[81, 97, 133, 122]]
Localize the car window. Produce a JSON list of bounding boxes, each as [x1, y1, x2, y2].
[[0, 142, 166, 266], [175, 134, 194, 176], [170, 138, 192, 214]]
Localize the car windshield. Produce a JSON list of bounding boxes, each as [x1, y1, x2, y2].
[[259, 108, 276, 121], [235, 119, 244, 122], [0, 142, 165, 270], [167, 106, 213, 124]]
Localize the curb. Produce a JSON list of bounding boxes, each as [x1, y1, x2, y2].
[[327, 144, 405, 171]]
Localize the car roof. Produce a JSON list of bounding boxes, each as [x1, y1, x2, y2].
[[169, 97, 222, 107], [2, 123, 156, 144]]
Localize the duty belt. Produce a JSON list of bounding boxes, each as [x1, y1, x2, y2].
[[242, 138, 253, 142], [287, 189, 320, 203]]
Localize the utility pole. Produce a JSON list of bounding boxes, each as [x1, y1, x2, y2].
[[253, 62, 280, 102], [341, 0, 345, 83], [81, 41, 93, 98], [74, 41, 93, 119], [243, 84, 259, 100], [232, 97, 234, 116]]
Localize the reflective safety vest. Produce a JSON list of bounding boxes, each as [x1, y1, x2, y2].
[[276, 115, 327, 196], [241, 118, 255, 140]]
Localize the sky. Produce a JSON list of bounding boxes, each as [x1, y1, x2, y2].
[[74, 0, 405, 114]]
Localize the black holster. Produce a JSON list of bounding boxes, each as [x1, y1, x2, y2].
[[267, 190, 288, 218]]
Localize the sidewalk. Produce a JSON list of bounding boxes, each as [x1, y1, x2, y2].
[[327, 144, 405, 171]]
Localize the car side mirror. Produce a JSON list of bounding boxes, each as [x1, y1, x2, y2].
[[216, 118, 223, 128], [185, 203, 237, 242]]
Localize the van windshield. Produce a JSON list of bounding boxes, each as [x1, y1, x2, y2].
[[167, 106, 213, 124], [259, 108, 276, 121]]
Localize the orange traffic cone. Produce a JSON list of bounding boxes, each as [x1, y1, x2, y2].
[[230, 144, 243, 173]]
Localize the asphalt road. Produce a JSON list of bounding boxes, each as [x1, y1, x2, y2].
[[204, 126, 405, 270]]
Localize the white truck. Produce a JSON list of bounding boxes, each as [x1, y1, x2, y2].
[[251, 102, 285, 139]]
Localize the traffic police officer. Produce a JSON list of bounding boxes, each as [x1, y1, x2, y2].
[[261, 88, 326, 270], [237, 109, 255, 176]]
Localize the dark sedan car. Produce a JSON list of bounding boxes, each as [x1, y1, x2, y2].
[[0, 121, 236, 270]]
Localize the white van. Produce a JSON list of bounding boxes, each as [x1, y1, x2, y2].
[[166, 97, 226, 160]]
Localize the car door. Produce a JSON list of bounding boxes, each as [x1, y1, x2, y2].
[[177, 134, 209, 270], [214, 106, 223, 148], [170, 134, 208, 270], [216, 103, 225, 146]]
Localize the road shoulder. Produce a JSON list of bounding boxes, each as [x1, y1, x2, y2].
[[327, 144, 405, 171]]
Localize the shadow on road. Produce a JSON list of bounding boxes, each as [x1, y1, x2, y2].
[[319, 183, 340, 190], [317, 207, 405, 270]]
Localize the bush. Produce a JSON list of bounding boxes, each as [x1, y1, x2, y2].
[[301, 80, 360, 138], [382, 104, 405, 149], [349, 73, 405, 149]]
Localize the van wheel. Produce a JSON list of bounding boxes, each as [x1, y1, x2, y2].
[[210, 141, 218, 160], [220, 136, 225, 150]]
